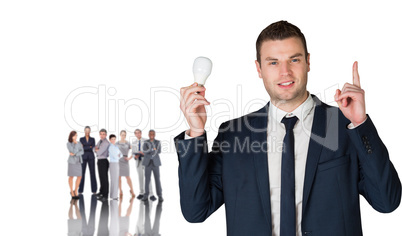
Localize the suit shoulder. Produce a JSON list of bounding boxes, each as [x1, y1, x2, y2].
[[217, 103, 268, 132]]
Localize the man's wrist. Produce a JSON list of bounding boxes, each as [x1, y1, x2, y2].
[[348, 115, 368, 129], [186, 129, 204, 138], [183, 129, 205, 140]]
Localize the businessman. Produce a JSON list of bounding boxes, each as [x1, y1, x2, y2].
[[79, 126, 97, 194], [132, 128, 155, 201], [142, 129, 163, 202], [174, 20, 401, 235], [95, 128, 110, 202]]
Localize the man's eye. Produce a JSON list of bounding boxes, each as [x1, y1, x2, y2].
[[291, 58, 300, 63], [270, 62, 277, 65]]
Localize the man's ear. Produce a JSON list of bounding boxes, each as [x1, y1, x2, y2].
[[255, 60, 262, 78], [307, 53, 310, 72]]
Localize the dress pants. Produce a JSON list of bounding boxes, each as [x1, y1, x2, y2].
[[97, 159, 109, 197], [144, 159, 162, 198], [79, 157, 97, 193], [135, 158, 153, 195]]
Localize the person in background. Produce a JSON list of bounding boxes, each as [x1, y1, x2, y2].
[[116, 130, 135, 198], [109, 134, 123, 200], [79, 126, 97, 195], [67, 131, 84, 199], [142, 129, 163, 202], [95, 129, 110, 202], [132, 129, 155, 201]]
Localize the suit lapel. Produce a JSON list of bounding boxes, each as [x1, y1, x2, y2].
[[249, 96, 332, 229], [250, 101, 272, 230], [301, 95, 332, 218]]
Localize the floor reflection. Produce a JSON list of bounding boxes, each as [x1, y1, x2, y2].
[[67, 195, 163, 236]]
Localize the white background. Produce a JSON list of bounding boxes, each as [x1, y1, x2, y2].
[[1, 0, 401, 235]]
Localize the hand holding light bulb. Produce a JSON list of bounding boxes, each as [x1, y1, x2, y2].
[[179, 56, 213, 137]]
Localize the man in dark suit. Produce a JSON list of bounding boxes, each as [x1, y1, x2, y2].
[[174, 20, 401, 235], [79, 126, 97, 194], [142, 129, 163, 202]]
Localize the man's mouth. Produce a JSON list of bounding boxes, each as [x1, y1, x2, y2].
[[279, 81, 294, 86], [278, 80, 295, 88]]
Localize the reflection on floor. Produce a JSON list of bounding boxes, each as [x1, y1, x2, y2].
[[67, 194, 163, 236]]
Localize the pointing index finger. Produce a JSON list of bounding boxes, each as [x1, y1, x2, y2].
[[353, 61, 361, 88]]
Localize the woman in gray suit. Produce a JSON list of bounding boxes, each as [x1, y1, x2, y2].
[[67, 131, 84, 199], [117, 130, 135, 198]]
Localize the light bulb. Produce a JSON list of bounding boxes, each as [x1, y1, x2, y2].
[[193, 56, 213, 86]]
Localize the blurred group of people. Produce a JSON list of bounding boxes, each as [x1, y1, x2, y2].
[[67, 126, 163, 202]]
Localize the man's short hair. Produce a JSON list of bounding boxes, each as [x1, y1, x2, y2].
[[99, 128, 107, 134], [149, 129, 155, 133], [256, 20, 308, 65], [84, 126, 91, 131], [109, 134, 116, 139], [135, 129, 142, 133]]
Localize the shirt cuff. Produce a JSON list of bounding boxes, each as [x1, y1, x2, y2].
[[347, 116, 368, 129], [184, 130, 205, 139], [184, 130, 195, 139]]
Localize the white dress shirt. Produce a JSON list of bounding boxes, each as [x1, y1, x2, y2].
[[132, 137, 146, 154], [184, 92, 367, 235], [268, 94, 314, 236]]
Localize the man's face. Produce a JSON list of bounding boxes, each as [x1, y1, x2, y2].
[[100, 131, 106, 140], [255, 37, 310, 105], [149, 131, 155, 140], [135, 131, 142, 139]]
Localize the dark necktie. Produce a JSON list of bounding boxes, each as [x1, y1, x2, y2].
[[138, 140, 142, 161], [280, 116, 299, 236]]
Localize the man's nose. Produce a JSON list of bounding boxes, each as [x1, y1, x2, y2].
[[280, 63, 291, 76]]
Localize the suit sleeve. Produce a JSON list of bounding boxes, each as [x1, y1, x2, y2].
[[81, 138, 91, 152], [76, 142, 84, 156], [173, 122, 226, 223], [157, 141, 161, 155], [347, 114, 401, 213], [142, 141, 150, 154], [67, 142, 74, 154], [91, 138, 96, 152]]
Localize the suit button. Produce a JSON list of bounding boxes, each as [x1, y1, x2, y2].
[[362, 135, 368, 141], [366, 145, 371, 149], [367, 149, 373, 154], [363, 140, 370, 145]]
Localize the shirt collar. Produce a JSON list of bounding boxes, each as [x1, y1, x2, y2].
[[269, 92, 314, 123]]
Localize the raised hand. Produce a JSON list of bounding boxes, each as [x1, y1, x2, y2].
[[180, 82, 210, 137], [334, 61, 367, 126]]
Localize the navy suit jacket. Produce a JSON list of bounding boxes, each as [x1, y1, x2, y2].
[[80, 136, 96, 160], [173, 95, 401, 236]]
